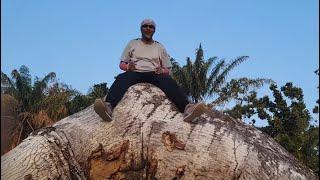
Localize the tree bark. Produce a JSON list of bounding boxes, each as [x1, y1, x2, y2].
[[1, 83, 317, 180]]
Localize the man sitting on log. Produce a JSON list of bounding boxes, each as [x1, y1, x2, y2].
[[94, 18, 206, 122]]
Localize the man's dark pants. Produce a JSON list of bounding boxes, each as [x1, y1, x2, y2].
[[106, 71, 189, 113]]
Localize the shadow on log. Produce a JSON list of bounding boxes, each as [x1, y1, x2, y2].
[[1, 83, 317, 179]]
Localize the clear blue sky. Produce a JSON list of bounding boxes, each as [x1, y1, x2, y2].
[[1, 0, 319, 125]]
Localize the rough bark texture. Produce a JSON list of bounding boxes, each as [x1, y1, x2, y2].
[[1, 83, 317, 180]]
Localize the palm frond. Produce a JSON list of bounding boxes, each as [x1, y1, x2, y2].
[[18, 65, 32, 87], [207, 59, 225, 96], [211, 56, 249, 92], [237, 77, 274, 91], [33, 72, 56, 95], [204, 57, 218, 75], [40, 72, 56, 85], [1, 72, 16, 94]]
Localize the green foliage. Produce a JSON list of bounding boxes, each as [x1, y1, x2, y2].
[[67, 82, 109, 114], [212, 78, 274, 107], [226, 82, 319, 174], [171, 44, 226, 102], [1, 65, 77, 144], [301, 126, 319, 174], [171, 44, 272, 105], [66, 94, 92, 115], [1, 65, 109, 147], [2, 66, 79, 122], [87, 82, 109, 99]]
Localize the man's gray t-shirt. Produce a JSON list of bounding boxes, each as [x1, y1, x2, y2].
[[120, 39, 172, 72]]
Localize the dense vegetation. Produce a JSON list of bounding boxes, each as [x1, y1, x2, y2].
[[1, 66, 108, 147]]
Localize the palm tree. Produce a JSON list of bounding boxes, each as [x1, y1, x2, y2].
[[87, 82, 109, 99], [171, 44, 273, 105], [1, 65, 76, 145], [66, 82, 109, 115]]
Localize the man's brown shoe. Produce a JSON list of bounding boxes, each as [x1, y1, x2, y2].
[[183, 103, 206, 123], [94, 98, 112, 122]]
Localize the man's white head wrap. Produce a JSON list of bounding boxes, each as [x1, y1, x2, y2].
[[141, 19, 156, 29]]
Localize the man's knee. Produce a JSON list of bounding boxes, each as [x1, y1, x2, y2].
[[115, 72, 141, 87], [116, 72, 135, 80], [158, 75, 176, 85]]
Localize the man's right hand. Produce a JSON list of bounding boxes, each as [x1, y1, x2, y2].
[[127, 61, 136, 71]]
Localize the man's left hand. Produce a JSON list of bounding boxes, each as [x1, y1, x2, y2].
[[155, 67, 163, 74]]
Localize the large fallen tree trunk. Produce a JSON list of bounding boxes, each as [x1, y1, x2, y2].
[[1, 83, 317, 180]]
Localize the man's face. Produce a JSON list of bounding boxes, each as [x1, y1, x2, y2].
[[141, 24, 155, 40]]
